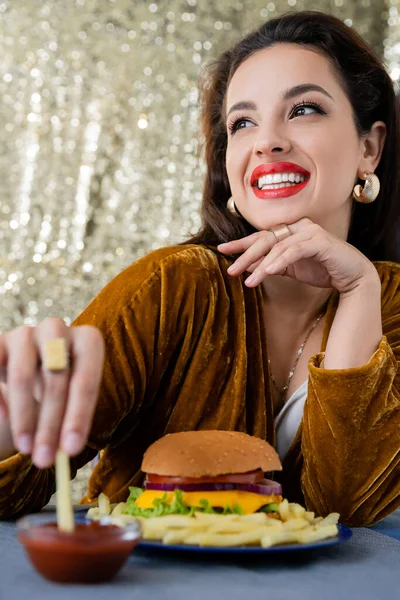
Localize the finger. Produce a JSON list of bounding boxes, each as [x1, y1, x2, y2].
[[264, 238, 322, 275], [226, 231, 275, 276], [261, 230, 314, 271], [6, 327, 40, 455], [244, 257, 265, 275], [219, 217, 316, 256], [60, 326, 105, 457], [0, 382, 8, 420], [32, 319, 73, 468], [217, 231, 266, 254], [245, 236, 320, 287], [242, 231, 309, 285]]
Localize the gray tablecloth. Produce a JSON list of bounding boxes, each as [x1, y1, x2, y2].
[[1, 521, 399, 600]]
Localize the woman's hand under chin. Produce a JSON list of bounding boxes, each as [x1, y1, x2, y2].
[[217, 217, 380, 295]]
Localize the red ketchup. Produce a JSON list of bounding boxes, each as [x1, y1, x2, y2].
[[17, 515, 141, 583]]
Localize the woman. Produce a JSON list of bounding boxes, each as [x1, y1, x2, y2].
[[0, 11, 399, 526]]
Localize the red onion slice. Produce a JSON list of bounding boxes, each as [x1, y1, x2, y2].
[[235, 479, 282, 496], [145, 482, 238, 492]]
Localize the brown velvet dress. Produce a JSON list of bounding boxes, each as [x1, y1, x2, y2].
[[1, 244, 399, 526]]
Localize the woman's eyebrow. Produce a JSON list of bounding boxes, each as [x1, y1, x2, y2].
[[226, 84, 333, 119], [226, 100, 257, 119], [283, 83, 334, 101]]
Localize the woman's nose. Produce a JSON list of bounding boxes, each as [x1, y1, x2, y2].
[[252, 127, 291, 157]]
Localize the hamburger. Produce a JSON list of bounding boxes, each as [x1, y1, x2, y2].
[[124, 430, 283, 518]]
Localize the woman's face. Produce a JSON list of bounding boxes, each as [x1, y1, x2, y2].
[[225, 44, 366, 235]]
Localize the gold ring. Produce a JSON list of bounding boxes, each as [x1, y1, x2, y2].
[[42, 338, 70, 372], [268, 225, 291, 243]]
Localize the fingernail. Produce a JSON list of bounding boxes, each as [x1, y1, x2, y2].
[[63, 432, 82, 455], [245, 274, 256, 285], [17, 434, 33, 455], [33, 445, 53, 468], [227, 264, 238, 274]]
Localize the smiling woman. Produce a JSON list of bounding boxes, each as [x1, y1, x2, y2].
[[0, 11, 399, 529]]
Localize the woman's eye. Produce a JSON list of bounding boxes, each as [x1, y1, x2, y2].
[[228, 118, 253, 134], [290, 102, 325, 119]]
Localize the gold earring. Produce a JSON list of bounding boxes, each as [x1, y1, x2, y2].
[[352, 172, 380, 204], [226, 196, 238, 214]]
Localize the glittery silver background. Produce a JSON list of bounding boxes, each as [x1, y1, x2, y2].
[[0, 0, 397, 500]]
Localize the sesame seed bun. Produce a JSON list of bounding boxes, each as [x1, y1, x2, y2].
[[142, 430, 282, 477]]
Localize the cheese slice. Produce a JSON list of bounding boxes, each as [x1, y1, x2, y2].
[[135, 490, 282, 515]]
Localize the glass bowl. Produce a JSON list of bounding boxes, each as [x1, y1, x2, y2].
[[17, 512, 141, 583]]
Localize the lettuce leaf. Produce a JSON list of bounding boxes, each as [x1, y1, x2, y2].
[[259, 502, 280, 513], [124, 487, 245, 518]]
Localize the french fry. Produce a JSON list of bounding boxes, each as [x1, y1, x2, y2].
[[185, 528, 271, 547], [111, 502, 128, 516], [55, 449, 74, 533], [278, 499, 290, 521], [289, 503, 306, 519], [282, 517, 310, 531], [141, 515, 196, 528], [207, 520, 274, 534], [98, 492, 111, 516], [318, 513, 340, 527], [193, 513, 237, 524], [115, 514, 138, 525], [304, 511, 316, 522], [297, 524, 338, 544], [163, 530, 194, 545], [261, 531, 302, 548]]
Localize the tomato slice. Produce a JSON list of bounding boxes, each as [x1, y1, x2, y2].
[[146, 469, 265, 485]]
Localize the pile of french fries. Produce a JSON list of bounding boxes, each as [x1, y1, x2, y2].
[[86, 494, 340, 548]]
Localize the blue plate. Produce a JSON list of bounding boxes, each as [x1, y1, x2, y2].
[[137, 524, 352, 555]]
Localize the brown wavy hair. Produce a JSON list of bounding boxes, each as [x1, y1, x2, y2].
[[186, 10, 400, 262]]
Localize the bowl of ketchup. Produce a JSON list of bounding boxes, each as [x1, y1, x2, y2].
[[17, 513, 141, 583]]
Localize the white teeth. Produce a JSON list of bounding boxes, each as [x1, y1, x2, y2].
[[256, 172, 307, 189]]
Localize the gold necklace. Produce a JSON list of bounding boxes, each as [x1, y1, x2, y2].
[[268, 311, 325, 405]]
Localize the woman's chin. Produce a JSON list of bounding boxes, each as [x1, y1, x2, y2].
[[239, 204, 307, 231]]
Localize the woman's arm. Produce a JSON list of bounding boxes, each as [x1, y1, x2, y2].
[[301, 264, 400, 526], [0, 254, 166, 518], [323, 272, 383, 369], [0, 245, 218, 519]]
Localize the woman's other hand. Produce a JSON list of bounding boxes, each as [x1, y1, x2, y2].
[[218, 217, 380, 294], [0, 319, 104, 468]]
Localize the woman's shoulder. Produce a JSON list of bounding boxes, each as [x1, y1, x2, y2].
[[123, 243, 226, 282], [73, 244, 229, 327], [93, 244, 228, 306]]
